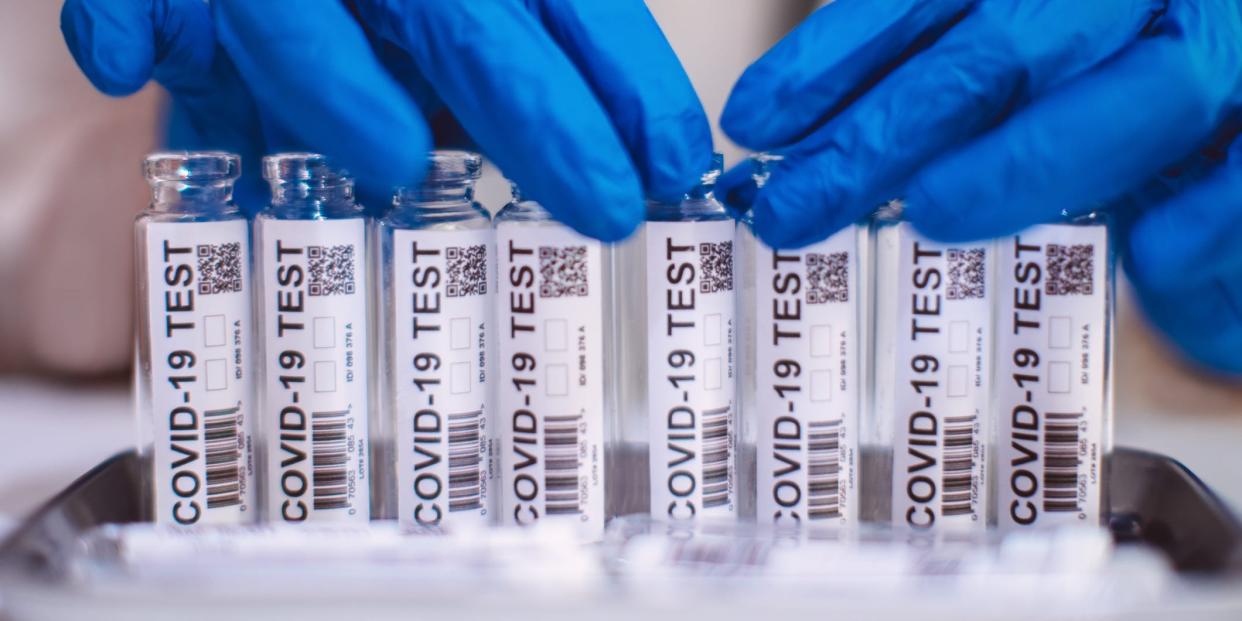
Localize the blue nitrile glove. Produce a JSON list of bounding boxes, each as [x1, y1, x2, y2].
[[720, 0, 1242, 373], [61, 0, 711, 240], [1119, 136, 1242, 374]]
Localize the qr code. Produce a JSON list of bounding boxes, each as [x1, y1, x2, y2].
[[806, 252, 849, 304], [539, 245, 588, 298], [946, 248, 986, 300], [699, 241, 734, 294], [446, 244, 487, 298], [308, 245, 356, 296], [1046, 244, 1094, 296], [196, 243, 242, 295]]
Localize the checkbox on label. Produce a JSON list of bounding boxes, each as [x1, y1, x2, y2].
[[948, 321, 970, 354], [1049, 361, 1071, 394], [313, 317, 335, 349], [810, 369, 832, 402], [205, 358, 227, 391], [203, 314, 226, 348], [547, 364, 569, 396], [545, 318, 568, 352], [705, 357, 722, 390], [1050, 316, 1072, 350], [451, 361, 471, 395], [450, 317, 471, 351], [704, 313, 721, 346], [947, 365, 968, 397], [810, 324, 833, 358], [314, 360, 336, 393]]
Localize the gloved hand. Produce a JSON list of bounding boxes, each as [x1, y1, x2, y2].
[[60, 0, 711, 241], [719, 0, 1242, 373]]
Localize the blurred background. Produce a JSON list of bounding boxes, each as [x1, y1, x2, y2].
[[0, 0, 1240, 531]]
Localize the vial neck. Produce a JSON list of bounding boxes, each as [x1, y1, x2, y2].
[[394, 185, 475, 212], [149, 182, 236, 213], [686, 182, 715, 201], [269, 181, 358, 217], [647, 193, 726, 221]]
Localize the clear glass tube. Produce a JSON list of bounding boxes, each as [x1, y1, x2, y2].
[[615, 153, 739, 521], [136, 151, 255, 526], [739, 154, 868, 528], [867, 204, 994, 532], [494, 185, 614, 541], [377, 151, 495, 528], [253, 153, 372, 523], [993, 211, 1114, 530]]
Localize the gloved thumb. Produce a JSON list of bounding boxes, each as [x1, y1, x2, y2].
[[716, 161, 758, 217]]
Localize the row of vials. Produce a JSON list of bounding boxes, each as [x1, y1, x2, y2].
[[136, 150, 1112, 539]]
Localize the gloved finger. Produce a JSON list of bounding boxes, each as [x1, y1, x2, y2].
[[721, 0, 972, 150], [354, 0, 644, 241], [61, 0, 214, 96], [525, 0, 712, 201], [212, 0, 431, 194], [748, 155, 859, 249], [903, 22, 1238, 242], [1130, 275, 1242, 375], [749, 0, 1162, 247], [716, 161, 758, 216], [1128, 140, 1242, 289]]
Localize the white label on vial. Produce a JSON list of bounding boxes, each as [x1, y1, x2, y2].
[[996, 224, 1108, 529], [144, 221, 255, 526], [754, 226, 860, 526], [645, 220, 737, 519], [881, 222, 990, 531], [259, 218, 369, 523], [392, 228, 493, 528], [496, 223, 606, 539]]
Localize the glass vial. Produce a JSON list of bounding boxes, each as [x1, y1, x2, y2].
[[495, 184, 611, 541], [868, 203, 993, 531], [739, 154, 867, 528], [378, 151, 495, 529], [994, 212, 1113, 530], [616, 153, 738, 521], [136, 152, 255, 526], [254, 153, 371, 523]]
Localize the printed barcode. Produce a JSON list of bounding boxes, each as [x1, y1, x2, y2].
[[447, 410, 483, 512], [543, 414, 582, 515], [941, 415, 976, 517], [1044, 412, 1082, 513], [806, 252, 849, 305], [697, 241, 734, 294], [946, 247, 986, 300], [806, 419, 842, 520], [312, 409, 350, 510], [666, 539, 771, 571], [203, 405, 242, 509], [701, 405, 732, 508]]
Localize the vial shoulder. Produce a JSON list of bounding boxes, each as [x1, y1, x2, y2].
[[379, 201, 490, 231], [135, 207, 247, 227], [257, 201, 368, 221], [494, 200, 553, 225], [645, 197, 732, 223]]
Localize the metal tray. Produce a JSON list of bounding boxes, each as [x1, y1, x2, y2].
[[0, 447, 1239, 620]]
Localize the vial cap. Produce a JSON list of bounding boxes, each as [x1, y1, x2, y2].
[[682, 152, 725, 200], [423, 150, 483, 185], [143, 151, 240, 184], [261, 152, 349, 185], [700, 152, 724, 186], [749, 152, 784, 189]]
